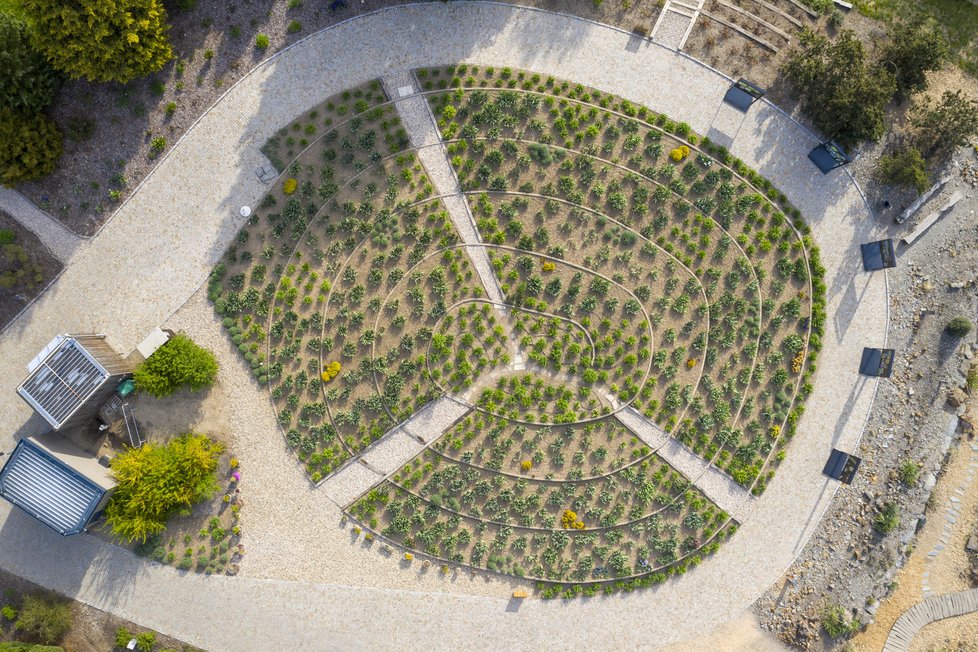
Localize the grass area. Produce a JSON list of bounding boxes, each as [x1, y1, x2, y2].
[[854, 0, 978, 75]]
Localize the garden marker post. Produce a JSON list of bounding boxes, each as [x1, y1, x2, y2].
[[808, 141, 851, 174], [859, 239, 896, 272], [858, 347, 895, 378], [722, 79, 766, 113]]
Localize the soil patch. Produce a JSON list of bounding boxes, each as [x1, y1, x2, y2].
[[0, 210, 61, 330]]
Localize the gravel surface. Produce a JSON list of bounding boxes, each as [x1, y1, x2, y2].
[[756, 145, 978, 649], [0, 5, 897, 650], [381, 71, 506, 306]]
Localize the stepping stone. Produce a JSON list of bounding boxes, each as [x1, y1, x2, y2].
[[398, 85, 414, 97]]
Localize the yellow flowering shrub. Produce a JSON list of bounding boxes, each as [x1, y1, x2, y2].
[[521, 460, 533, 471], [321, 360, 342, 382], [561, 509, 584, 529], [792, 350, 805, 374], [283, 177, 297, 194], [770, 425, 781, 438], [669, 145, 690, 161], [542, 261, 556, 272], [686, 358, 696, 368]]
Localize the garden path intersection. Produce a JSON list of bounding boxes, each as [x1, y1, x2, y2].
[[0, 3, 888, 650]]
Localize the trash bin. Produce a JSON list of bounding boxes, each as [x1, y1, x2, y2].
[[116, 378, 135, 398]]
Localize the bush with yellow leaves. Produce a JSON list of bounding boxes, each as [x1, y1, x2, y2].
[[321, 360, 341, 382], [283, 177, 297, 194], [792, 350, 805, 374], [669, 145, 690, 162]]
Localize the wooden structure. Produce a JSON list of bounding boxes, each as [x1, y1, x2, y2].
[[17, 334, 134, 431]]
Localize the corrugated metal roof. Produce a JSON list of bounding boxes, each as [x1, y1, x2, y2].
[[0, 439, 106, 536], [17, 337, 109, 429]]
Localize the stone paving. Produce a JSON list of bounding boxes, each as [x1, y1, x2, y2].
[[0, 187, 84, 263], [921, 441, 978, 596], [616, 407, 756, 522], [319, 396, 471, 508], [0, 3, 889, 650], [379, 70, 505, 306], [883, 588, 978, 652]]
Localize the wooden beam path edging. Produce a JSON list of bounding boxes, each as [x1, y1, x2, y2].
[[742, 0, 803, 28], [716, 0, 792, 40], [700, 10, 780, 52], [883, 588, 978, 652]]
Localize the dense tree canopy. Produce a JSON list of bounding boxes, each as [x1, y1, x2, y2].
[[20, 0, 172, 83], [881, 17, 950, 102], [911, 90, 978, 159], [781, 29, 896, 149], [0, 108, 62, 186], [106, 432, 225, 543], [0, 12, 60, 113]]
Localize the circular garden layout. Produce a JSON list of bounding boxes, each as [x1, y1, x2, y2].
[[208, 65, 827, 597]]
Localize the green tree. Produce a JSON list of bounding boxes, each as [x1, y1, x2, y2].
[[133, 333, 218, 397], [872, 146, 929, 194], [911, 90, 978, 159], [781, 29, 896, 148], [0, 108, 62, 186], [20, 0, 172, 83], [881, 17, 950, 103], [13, 595, 71, 645], [0, 12, 60, 113], [106, 432, 225, 543]]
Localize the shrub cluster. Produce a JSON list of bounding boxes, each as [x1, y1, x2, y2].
[[133, 333, 218, 397], [106, 432, 225, 542]]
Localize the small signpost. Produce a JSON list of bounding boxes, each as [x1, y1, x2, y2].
[[723, 79, 766, 112], [808, 140, 851, 174], [823, 449, 862, 484], [860, 239, 896, 271], [859, 347, 895, 378]]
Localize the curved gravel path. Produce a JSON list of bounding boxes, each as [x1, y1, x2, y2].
[[0, 3, 888, 650]]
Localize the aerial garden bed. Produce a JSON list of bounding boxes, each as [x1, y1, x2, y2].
[[209, 66, 826, 596]]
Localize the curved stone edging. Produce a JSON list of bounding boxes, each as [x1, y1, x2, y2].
[[883, 588, 978, 652]]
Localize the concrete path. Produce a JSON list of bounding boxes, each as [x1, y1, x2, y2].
[[319, 396, 470, 507], [883, 588, 978, 652], [616, 407, 756, 522], [380, 71, 505, 306], [0, 3, 888, 650], [0, 187, 84, 263]]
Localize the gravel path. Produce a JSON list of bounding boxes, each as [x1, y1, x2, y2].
[[921, 441, 978, 597], [616, 407, 756, 522], [0, 4, 887, 650], [380, 71, 505, 306], [651, 5, 694, 49], [0, 187, 84, 263]]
